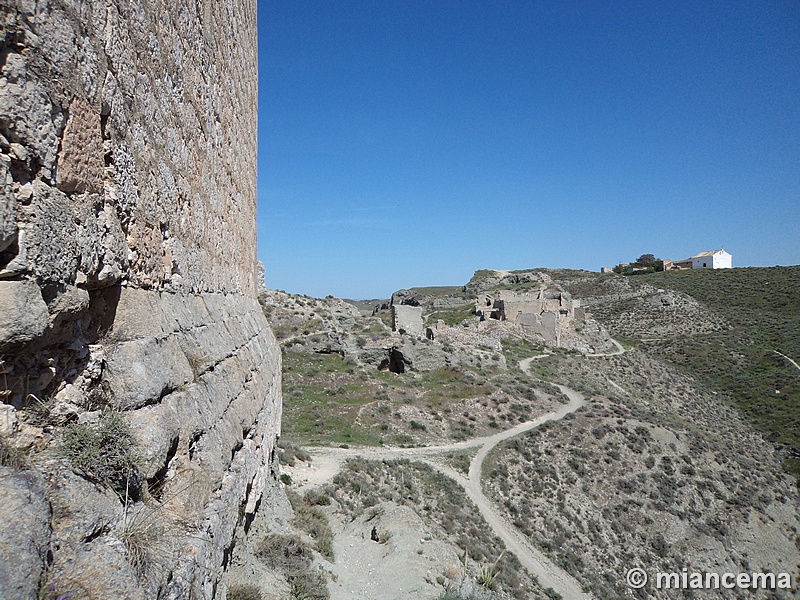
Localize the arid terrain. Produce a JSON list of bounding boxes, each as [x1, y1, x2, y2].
[[240, 267, 800, 600]]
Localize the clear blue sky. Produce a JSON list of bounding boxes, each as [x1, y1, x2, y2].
[[257, 1, 800, 299]]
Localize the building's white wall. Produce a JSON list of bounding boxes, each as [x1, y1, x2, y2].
[[692, 256, 711, 269], [713, 252, 732, 269], [692, 251, 732, 269]]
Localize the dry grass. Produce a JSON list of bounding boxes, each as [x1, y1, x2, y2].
[[254, 533, 330, 600]]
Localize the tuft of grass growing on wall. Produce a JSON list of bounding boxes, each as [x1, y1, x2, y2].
[[118, 502, 178, 579], [61, 411, 141, 495], [0, 435, 29, 469]]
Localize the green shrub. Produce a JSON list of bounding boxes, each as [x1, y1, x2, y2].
[[255, 533, 312, 572], [61, 411, 140, 495], [228, 584, 262, 600], [0, 435, 28, 469], [290, 568, 329, 600]]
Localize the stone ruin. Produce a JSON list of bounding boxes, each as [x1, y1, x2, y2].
[[0, 2, 281, 599], [476, 288, 586, 346], [391, 304, 424, 336]]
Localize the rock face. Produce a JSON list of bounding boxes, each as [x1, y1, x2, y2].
[[0, 2, 281, 599]]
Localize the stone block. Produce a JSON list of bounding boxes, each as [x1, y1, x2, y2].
[[45, 467, 121, 548], [541, 311, 559, 343], [75, 199, 127, 288], [0, 469, 51, 600], [45, 546, 146, 600], [126, 401, 182, 480], [108, 287, 167, 341], [103, 336, 194, 410], [19, 182, 79, 283], [0, 160, 16, 254], [0, 404, 17, 436], [0, 52, 61, 179], [56, 97, 105, 195], [0, 279, 48, 348]]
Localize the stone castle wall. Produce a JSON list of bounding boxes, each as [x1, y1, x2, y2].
[[0, 2, 280, 599]]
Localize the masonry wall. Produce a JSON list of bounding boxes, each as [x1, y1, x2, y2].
[[391, 304, 424, 336], [0, 2, 280, 598]]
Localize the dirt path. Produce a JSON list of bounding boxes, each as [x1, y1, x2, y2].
[[463, 384, 591, 598], [292, 355, 595, 599], [586, 337, 625, 357], [774, 350, 800, 372]]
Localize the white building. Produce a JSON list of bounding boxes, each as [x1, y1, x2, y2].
[[688, 249, 732, 269]]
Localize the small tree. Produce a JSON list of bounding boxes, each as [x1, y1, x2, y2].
[[636, 253, 657, 265]]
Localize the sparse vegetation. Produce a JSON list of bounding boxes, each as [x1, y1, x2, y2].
[[332, 458, 543, 600], [288, 490, 335, 560], [228, 584, 263, 600], [0, 435, 28, 469], [264, 268, 800, 599], [425, 303, 477, 326], [637, 267, 800, 474], [254, 534, 330, 600], [60, 410, 141, 495], [484, 349, 800, 599]]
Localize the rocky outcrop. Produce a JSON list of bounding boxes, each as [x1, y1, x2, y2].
[[0, 1, 280, 599]]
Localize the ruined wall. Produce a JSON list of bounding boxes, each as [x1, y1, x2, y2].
[[391, 304, 423, 336], [0, 2, 281, 598]]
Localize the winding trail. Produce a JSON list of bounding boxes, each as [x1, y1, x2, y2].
[[295, 351, 600, 599], [586, 337, 625, 357], [774, 350, 800, 373]]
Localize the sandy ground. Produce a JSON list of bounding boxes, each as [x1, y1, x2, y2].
[[325, 502, 462, 600]]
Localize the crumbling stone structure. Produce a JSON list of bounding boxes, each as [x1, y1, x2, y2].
[[391, 304, 424, 336], [476, 288, 585, 345], [0, 2, 280, 599]]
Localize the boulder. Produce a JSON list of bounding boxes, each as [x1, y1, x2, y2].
[[0, 469, 51, 600], [0, 280, 48, 349]]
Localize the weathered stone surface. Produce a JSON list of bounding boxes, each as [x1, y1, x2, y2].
[[75, 196, 128, 288], [46, 465, 122, 548], [19, 182, 79, 282], [0, 160, 16, 253], [0, 279, 48, 348], [391, 304, 424, 336], [44, 284, 89, 319], [0, 469, 51, 600], [0, 51, 62, 179], [2, 0, 259, 294], [0, 404, 17, 436], [56, 96, 105, 194], [45, 546, 147, 600], [103, 336, 194, 410], [0, 2, 278, 598]]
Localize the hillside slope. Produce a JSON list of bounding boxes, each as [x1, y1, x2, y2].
[[553, 266, 800, 476], [261, 266, 800, 599]]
